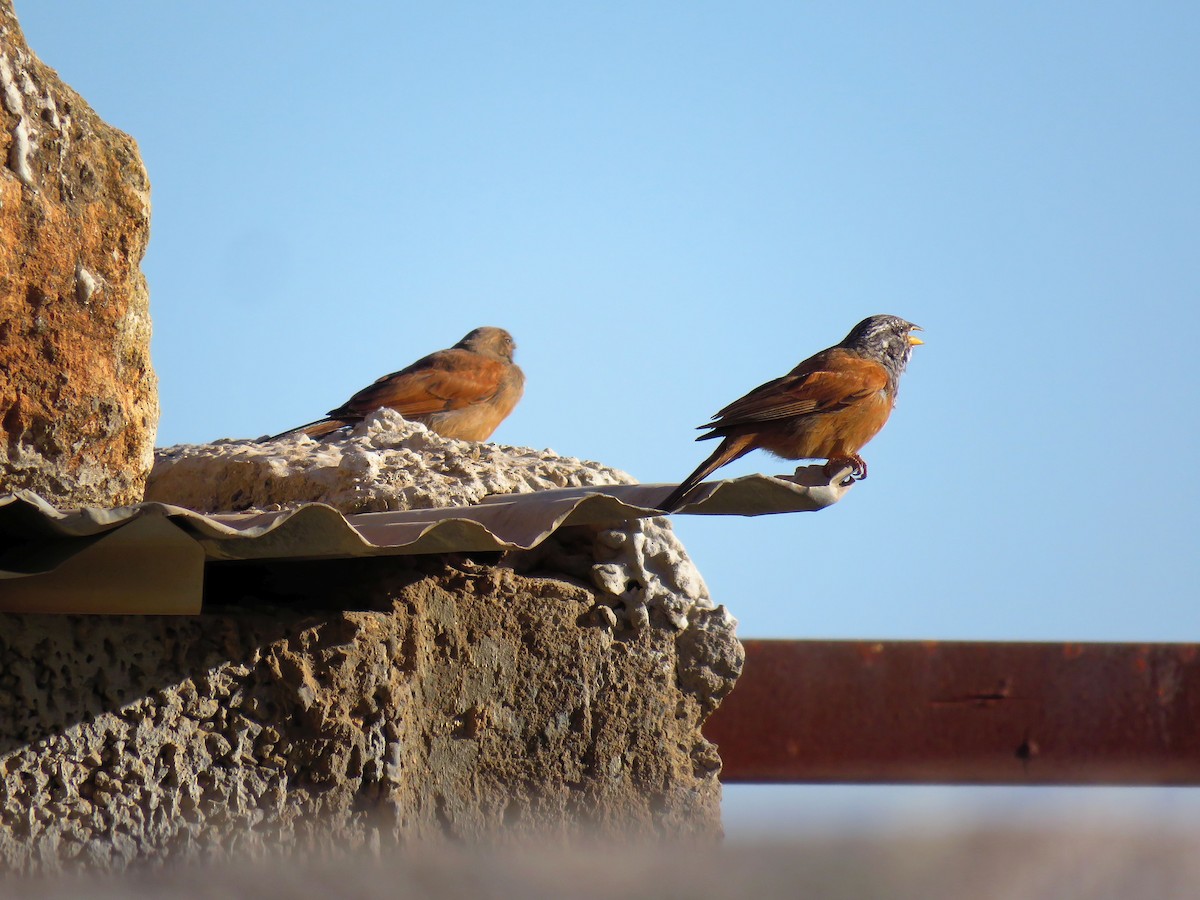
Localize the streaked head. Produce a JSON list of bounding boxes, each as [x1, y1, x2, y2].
[[457, 326, 517, 361], [840, 314, 923, 382]]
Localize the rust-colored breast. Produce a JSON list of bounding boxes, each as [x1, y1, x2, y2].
[[754, 388, 894, 462], [414, 364, 525, 441]]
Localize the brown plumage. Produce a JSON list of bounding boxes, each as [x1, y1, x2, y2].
[[268, 326, 525, 442], [658, 315, 922, 512]]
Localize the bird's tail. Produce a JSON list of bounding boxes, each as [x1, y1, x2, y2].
[[262, 417, 354, 443], [657, 433, 756, 512]]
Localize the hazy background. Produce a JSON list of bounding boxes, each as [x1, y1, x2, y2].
[[18, 1, 1200, 837]]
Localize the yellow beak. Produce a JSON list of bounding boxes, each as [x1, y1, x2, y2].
[[908, 327, 924, 346]]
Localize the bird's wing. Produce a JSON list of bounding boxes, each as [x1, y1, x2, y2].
[[703, 354, 887, 429], [333, 350, 508, 418]]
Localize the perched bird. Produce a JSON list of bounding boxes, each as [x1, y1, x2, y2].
[[658, 315, 922, 512], [268, 326, 525, 442]]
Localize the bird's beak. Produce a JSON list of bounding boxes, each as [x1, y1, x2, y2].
[[908, 326, 924, 346]]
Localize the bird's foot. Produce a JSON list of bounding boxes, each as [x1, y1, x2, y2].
[[825, 456, 867, 486]]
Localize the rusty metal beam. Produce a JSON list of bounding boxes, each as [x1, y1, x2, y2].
[[706, 639, 1200, 785]]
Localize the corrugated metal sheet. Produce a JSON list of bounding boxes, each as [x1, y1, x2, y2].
[[0, 468, 851, 614]]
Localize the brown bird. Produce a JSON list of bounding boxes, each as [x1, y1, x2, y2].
[[658, 315, 922, 512], [268, 326, 525, 442]]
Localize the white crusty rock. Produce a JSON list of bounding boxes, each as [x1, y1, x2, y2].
[[590, 518, 713, 630], [148, 409, 636, 514]]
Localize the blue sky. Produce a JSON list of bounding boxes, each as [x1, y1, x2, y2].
[[18, 1, 1200, 829]]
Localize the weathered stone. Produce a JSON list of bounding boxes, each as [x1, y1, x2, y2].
[[147, 409, 638, 515], [5, 422, 743, 871], [0, 0, 157, 507], [0, 557, 742, 872]]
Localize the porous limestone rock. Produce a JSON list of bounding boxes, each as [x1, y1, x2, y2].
[[0, 1, 157, 507], [0, 557, 743, 872]]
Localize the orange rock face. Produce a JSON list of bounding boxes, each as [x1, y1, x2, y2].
[[0, 1, 157, 507]]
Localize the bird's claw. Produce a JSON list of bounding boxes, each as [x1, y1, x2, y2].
[[825, 456, 867, 486]]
